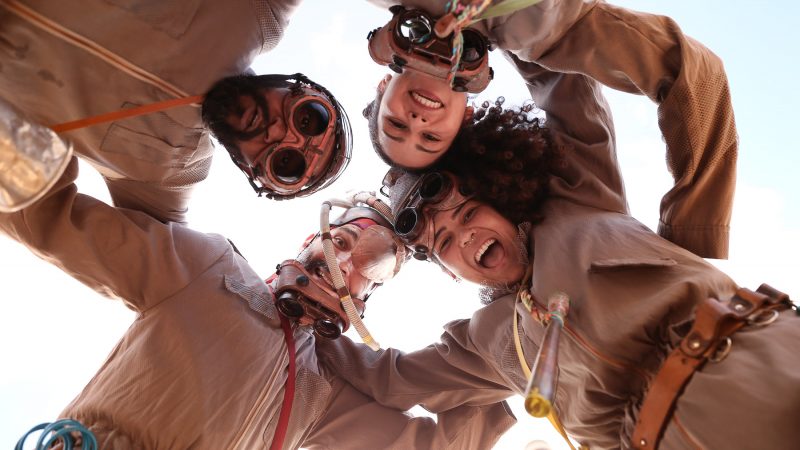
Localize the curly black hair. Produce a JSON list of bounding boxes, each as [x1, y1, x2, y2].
[[432, 97, 565, 225]]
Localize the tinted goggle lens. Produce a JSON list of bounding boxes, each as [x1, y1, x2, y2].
[[270, 148, 307, 184], [400, 16, 432, 44], [293, 100, 331, 136], [394, 208, 421, 237]]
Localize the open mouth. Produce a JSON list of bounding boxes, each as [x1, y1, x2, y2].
[[410, 91, 443, 109], [474, 238, 504, 268]]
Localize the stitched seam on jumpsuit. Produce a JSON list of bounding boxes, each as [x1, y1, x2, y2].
[[1, 0, 190, 98], [563, 325, 648, 380], [672, 413, 705, 450], [251, 0, 282, 54], [138, 239, 233, 314]]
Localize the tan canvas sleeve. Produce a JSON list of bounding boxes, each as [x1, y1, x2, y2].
[[505, 2, 736, 258], [315, 321, 515, 414], [304, 376, 516, 450], [0, 157, 231, 312]]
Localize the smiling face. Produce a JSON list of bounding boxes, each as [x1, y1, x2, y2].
[[427, 199, 526, 286], [223, 88, 293, 167], [377, 72, 469, 169]]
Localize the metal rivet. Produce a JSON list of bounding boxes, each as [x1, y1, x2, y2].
[[688, 339, 701, 350], [733, 303, 746, 312], [296, 275, 309, 287], [639, 439, 647, 446]]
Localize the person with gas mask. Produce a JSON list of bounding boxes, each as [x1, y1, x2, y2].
[[0, 0, 356, 222], [363, 0, 736, 261], [316, 68, 800, 448], [0, 107, 515, 449]]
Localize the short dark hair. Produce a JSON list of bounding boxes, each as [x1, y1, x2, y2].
[[201, 74, 293, 163], [432, 97, 565, 225]]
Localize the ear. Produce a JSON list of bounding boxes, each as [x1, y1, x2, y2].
[[463, 105, 474, 123], [378, 73, 392, 94]]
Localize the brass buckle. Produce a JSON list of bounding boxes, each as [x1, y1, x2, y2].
[[747, 309, 780, 328], [709, 336, 732, 363]]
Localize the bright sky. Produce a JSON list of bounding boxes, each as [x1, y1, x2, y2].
[[2, 1, 798, 449]]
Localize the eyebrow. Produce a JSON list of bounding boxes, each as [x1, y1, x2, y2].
[[432, 202, 468, 248], [415, 144, 440, 154], [339, 225, 360, 242], [382, 128, 440, 154]]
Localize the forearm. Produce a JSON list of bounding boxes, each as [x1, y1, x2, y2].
[[305, 376, 515, 450], [317, 331, 513, 412], [0, 157, 227, 310], [522, 2, 736, 257]]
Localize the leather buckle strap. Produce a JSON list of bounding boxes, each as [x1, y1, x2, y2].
[[632, 284, 791, 449]]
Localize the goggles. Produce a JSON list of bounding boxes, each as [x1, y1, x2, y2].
[[273, 194, 403, 349], [367, 6, 493, 93], [391, 172, 473, 260], [237, 75, 352, 200], [273, 260, 367, 339]]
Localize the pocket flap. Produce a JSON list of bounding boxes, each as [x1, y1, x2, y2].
[[590, 257, 677, 272]]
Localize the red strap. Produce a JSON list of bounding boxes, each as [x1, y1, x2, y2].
[[49, 95, 204, 133], [270, 315, 297, 450]]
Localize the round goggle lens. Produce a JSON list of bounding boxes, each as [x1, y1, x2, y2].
[[394, 208, 421, 237], [276, 292, 305, 318], [400, 16, 432, 44], [314, 318, 343, 339], [419, 173, 445, 200], [270, 148, 307, 184], [293, 100, 330, 137]]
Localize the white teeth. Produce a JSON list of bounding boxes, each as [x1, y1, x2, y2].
[[411, 92, 442, 109], [474, 238, 496, 264]]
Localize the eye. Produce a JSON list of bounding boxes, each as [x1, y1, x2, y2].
[[422, 133, 440, 142], [438, 236, 451, 253], [388, 118, 408, 130], [463, 207, 477, 223], [333, 235, 351, 250]]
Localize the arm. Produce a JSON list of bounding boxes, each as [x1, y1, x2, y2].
[[303, 376, 515, 450], [500, 2, 736, 258], [316, 317, 515, 413], [0, 157, 230, 311]]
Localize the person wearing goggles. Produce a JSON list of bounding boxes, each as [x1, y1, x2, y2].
[[0, 143, 514, 448], [365, 0, 737, 261], [318, 57, 799, 449], [201, 73, 352, 201], [0, 0, 358, 224]]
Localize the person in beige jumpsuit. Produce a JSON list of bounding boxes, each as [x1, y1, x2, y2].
[[0, 154, 516, 449], [375, 0, 734, 260], [315, 2, 800, 449], [0, 0, 305, 223]]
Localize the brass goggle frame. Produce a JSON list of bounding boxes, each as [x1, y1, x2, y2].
[[273, 259, 366, 339], [367, 6, 493, 93]]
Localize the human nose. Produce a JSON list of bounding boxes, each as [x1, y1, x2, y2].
[[264, 115, 286, 145], [408, 109, 428, 124], [459, 229, 475, 248]]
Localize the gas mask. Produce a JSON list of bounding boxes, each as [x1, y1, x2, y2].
[[232, 74, 352, 200], [367, 6, 493, 93], [271, 194, 404, 350]]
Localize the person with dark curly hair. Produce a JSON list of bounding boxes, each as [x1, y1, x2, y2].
[[319, 64, 800, 450], [367, 0, 736, 261], [431, 98, 565, 226]]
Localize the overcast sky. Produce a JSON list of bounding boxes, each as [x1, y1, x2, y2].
[[2, 1, 798, 449]]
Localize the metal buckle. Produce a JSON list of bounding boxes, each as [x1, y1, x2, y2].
[[709, 336, 732, 363], [747, 309, 780, 328]]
